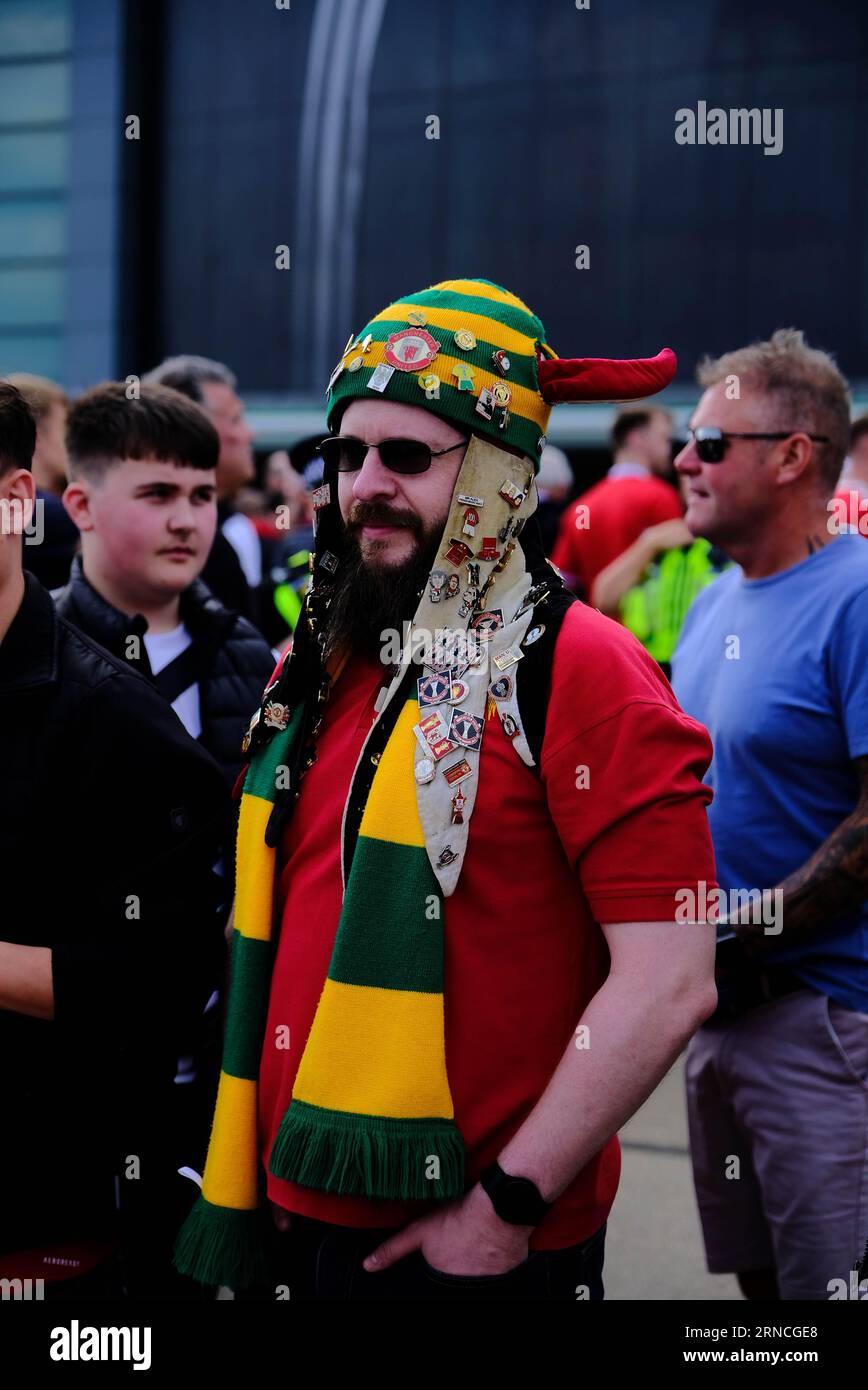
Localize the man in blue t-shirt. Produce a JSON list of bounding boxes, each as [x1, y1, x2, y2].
[[672, 329, 868, 1303]]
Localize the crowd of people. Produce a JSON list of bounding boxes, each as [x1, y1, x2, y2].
[[1, 279, 866, 1304]]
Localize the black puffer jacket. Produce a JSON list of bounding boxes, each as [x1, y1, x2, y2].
[[55, 557, 275, 788], [0, 573, 228, 1270]]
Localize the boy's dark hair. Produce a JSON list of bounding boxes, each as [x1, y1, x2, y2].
[[611, 407, 668, 452], [0, 380, 37, 475], [67, 382, 219, 482]]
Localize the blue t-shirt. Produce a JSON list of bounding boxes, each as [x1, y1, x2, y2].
[[671, 534, 868, 1012]]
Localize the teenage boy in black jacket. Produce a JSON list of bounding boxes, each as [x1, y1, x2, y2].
[[51, 382, 275, 1263], [0, 381, 228, 1298]]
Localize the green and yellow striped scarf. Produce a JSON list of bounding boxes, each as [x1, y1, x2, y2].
[[174, 671, 464, 1290]]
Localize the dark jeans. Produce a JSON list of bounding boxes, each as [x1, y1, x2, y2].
[[237, 1214, 607, 1302]]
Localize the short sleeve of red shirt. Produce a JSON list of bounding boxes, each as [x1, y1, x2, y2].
[[541, 603, 718, 921]]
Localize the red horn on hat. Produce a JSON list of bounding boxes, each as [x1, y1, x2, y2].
[[537, 347, 677, 404]]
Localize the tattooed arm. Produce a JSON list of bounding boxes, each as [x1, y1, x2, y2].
[[733, 754, 868, 954]]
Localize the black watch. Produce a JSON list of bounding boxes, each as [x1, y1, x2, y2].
[[479, 1161, 551, 1226]]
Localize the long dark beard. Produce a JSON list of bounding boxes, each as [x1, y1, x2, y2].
[[321, 518, 444, 665]]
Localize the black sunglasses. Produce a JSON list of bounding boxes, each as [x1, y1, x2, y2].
[[318, 435, 468, 476], [687, 426, 830, 464]]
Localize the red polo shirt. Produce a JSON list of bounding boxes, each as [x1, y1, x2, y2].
[[259, 602, 716, 1249]]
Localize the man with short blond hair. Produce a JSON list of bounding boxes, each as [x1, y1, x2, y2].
[[672, 328, 868, 1302]]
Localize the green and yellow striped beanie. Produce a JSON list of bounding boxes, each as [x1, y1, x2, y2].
[[326, 278, 556, 469]]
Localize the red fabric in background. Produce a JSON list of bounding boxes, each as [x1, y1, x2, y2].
[[551, 476, 683, 597]]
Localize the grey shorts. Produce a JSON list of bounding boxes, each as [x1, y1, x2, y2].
[[684, 987, 868, 1300]]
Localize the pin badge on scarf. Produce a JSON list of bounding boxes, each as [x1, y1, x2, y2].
[[444, 537, 473, 566], [501, 712, 521, 741], [499, 479, 525, 509], [489, 674, 514, 701], [493, 645, 524, 671], [263, 700, 290, 731], [415, 756, 436, 785], [457, 585, 478, 620], [428, 569, 447, 602], [458, 494, 484, 507], [450, 788, 468, 824], [442, 756, 472, 785], [469, 609, 503, 638], [448, 708, 484, 750], [461, 506, 479, 536], [475, 537, 500, 562], [415, 709, 455, 761], [311, 483, 331, 510], [445, 573, 460, 599], [418, 672, 450, 707], [448, 673, 469, 705], [523, 624, 546, 646]]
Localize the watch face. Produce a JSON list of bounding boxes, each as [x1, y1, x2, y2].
[[499, 1176, 545, 1226]]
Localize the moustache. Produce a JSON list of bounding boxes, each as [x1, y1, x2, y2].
[[346, 504, 423, 535]]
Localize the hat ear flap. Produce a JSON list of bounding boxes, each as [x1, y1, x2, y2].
[[537, 347, 677, 404]]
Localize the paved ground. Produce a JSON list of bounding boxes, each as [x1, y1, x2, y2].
[[605, 1055, 741, 1301]]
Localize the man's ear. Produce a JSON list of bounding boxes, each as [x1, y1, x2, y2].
[[62, 478, 96, 533], [774, 433, 814, 488]]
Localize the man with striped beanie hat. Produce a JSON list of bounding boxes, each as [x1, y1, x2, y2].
[[175, 278, 720, 1301]]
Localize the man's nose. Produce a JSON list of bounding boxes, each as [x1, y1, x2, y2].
[[352, 447, 398, 501], [674, 439, 700, 475]]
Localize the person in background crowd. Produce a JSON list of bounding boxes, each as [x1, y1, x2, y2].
[[831, 413, 868, 534], [551, 407, 681, 600], [6, 372, 79, 589], [0, 381, 227, 1300], [592, 478, 732, 676], [144, 355, 262, 624], [174, 278, 718, 1303], [535, 443, 573, 555], [671, 328, 868, 1302], [257, 449, 317, 645]]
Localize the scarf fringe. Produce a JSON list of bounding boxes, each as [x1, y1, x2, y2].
[[173, 1195, 268, 1291], [269, 1100, 465, 1200]]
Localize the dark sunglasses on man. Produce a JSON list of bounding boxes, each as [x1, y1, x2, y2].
[[686, 426, 830, 464], [318, 435, 469, 476]]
